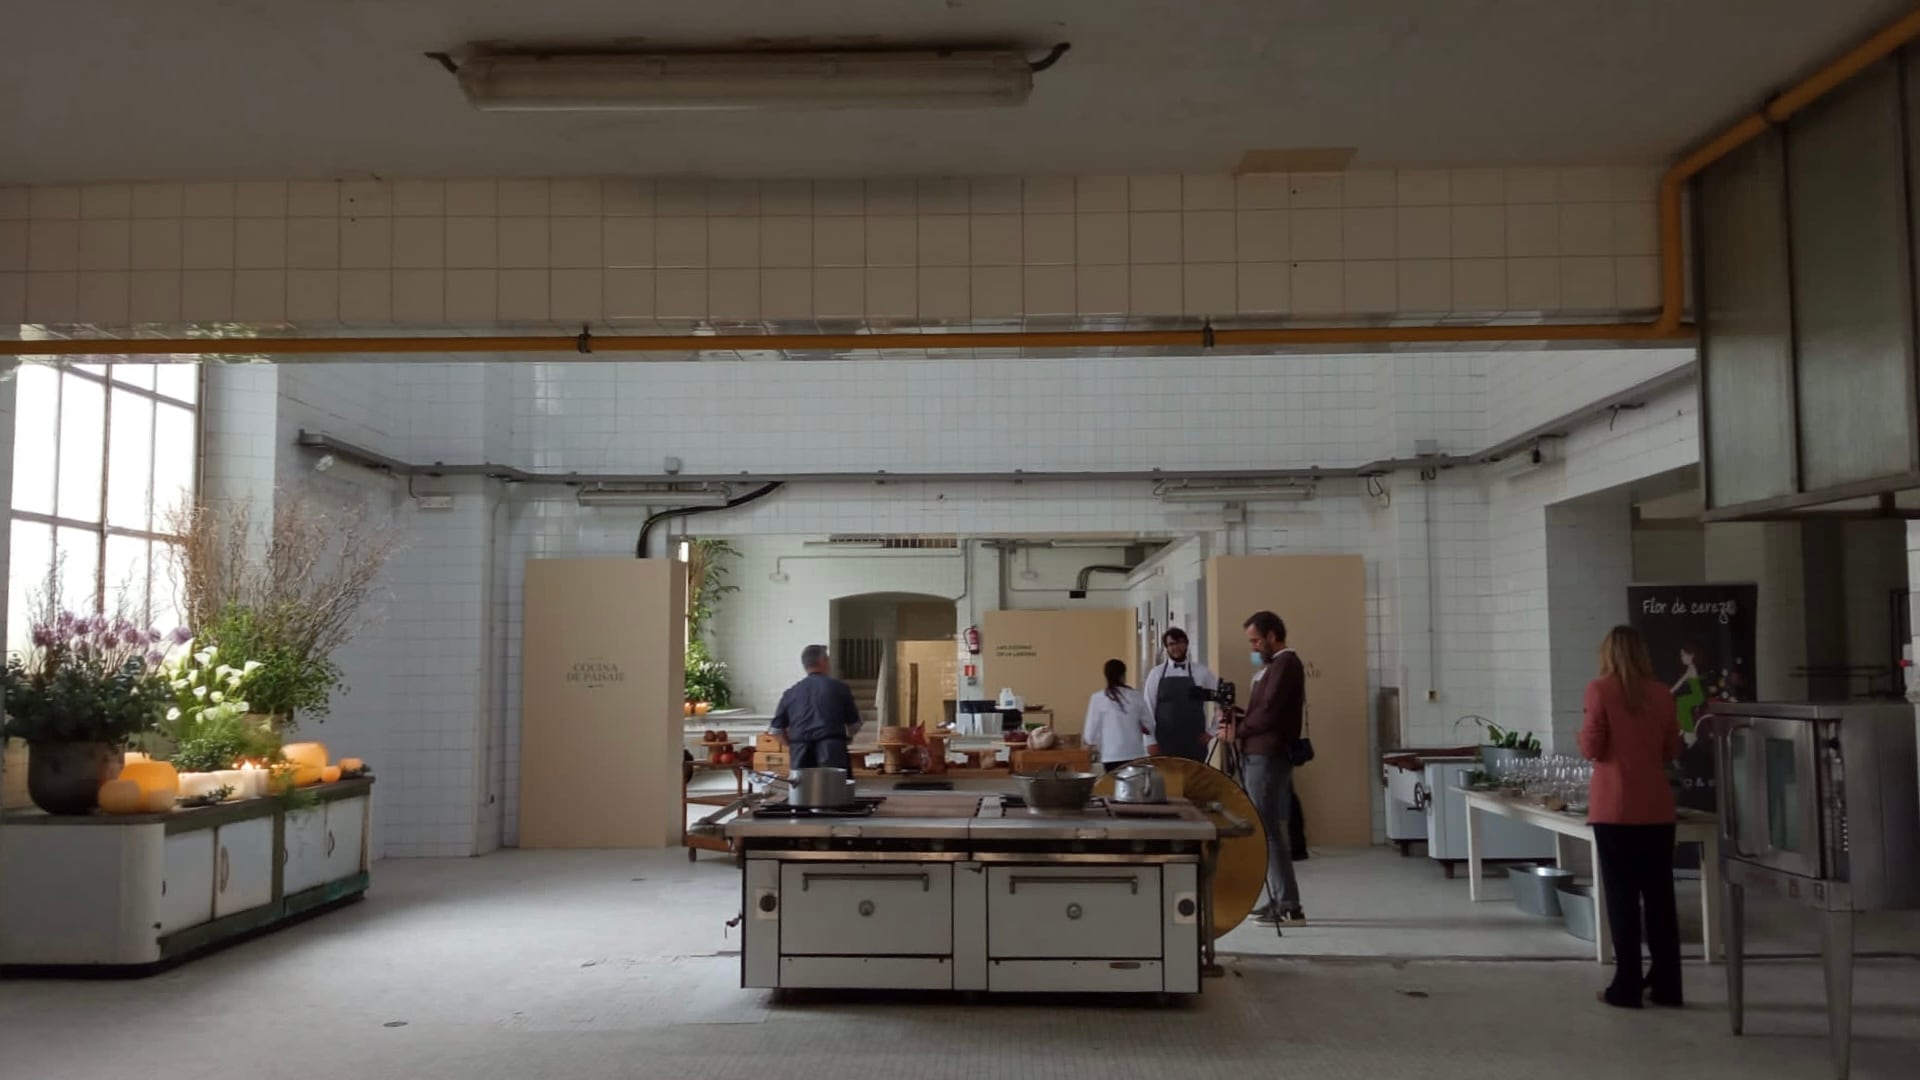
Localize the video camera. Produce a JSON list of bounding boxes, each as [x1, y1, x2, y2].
[[1189, 680, 1236, 709]]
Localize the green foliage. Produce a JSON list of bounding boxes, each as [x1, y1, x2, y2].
[[170, 733, 250, 773], [684, 538, 739, 646], [1473, 717, 1542, 752], [2, 654, 171, 745], [684, 639, 733, 707], [201, 606, 344, 723]]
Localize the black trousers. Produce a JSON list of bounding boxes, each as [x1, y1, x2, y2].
[[1592, 822, 1682, 1004], [790, 738, 851, 771]]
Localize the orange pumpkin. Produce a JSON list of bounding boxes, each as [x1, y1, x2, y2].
[[119, 760, 179, 798], [98, 779, 145, 815], [320, 765, 342, 784], [282, 742, 328, 769]]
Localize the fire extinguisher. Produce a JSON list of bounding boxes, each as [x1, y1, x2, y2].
[[963, 625, 982, 655]]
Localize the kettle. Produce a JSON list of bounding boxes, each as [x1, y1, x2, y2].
[[1110, 762, 1167, 804]]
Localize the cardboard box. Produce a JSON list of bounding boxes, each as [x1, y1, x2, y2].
[[757, 752, 790, 774], [755, 733, 784, 753]]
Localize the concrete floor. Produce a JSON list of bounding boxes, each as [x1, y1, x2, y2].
[[3, 845, 1917, 1079]]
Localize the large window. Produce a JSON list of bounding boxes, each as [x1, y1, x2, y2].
[[8, 362, 199, 652]]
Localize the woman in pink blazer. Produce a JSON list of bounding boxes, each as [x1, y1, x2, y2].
[[1579, 625, 1684, 1009]]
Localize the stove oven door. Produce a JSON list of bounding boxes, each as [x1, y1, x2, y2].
[[778, 862, 953, 957], [986, 865, 1163, 959]]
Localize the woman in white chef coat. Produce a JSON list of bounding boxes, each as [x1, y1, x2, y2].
[[1083, 658, 1158, 772]]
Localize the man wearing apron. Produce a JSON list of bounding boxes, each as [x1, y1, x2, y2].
[[1141, 627, 1220, 762]]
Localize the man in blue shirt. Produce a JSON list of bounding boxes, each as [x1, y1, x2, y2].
[[768, 644, 863, 771]]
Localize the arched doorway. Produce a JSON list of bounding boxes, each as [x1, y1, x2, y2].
[[829, 592, 957, 729]]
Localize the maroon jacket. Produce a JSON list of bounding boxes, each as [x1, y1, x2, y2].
[[1237, 649, 1304, 756]]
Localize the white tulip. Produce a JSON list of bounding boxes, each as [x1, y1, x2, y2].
[[192, 686, 207, 700], [210, 691, 225, 704]]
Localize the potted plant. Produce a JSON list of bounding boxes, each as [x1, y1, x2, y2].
[[682, 538, 738, 713], [1, 600, 182, 815], [1469, 717, 1543, 780], [157, 642, 280, 794]]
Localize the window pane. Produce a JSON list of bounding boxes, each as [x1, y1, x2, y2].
[[155, 363, 199, 406], [150, 540, 185, 636], [106, 389, 156, 531], [152, 403, 196, 524], [56, 374, 105, 524], [6, 520, 53, 656], [111, 363, 156, 391], [54, 526, 99, 614], [9, 364, 59, 515], [104, 534, 150, 625], [74, 362, 108, 378]]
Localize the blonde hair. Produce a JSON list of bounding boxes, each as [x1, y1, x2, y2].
[[1598, 625, 1655, 702]]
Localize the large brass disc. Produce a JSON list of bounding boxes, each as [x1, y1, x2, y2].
[[1093, 756, 1267, 939]]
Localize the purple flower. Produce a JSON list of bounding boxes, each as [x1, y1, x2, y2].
[[170, 626, 193, 644], [121, 627, 143, 646], [145, 650, 164, 666], [30, 627, 53, 648]]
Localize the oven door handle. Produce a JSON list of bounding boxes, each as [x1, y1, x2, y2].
[[800, 871, 930, 892], [1008, 874, 1139, 895]]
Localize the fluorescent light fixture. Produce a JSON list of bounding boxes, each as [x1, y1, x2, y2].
[[1155, 483, 1315, 504], [577, 485, 732, 507], [454, 50, 1036, 112]]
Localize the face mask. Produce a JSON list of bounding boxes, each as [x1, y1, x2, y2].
[[1249, 651, 1266, 668]]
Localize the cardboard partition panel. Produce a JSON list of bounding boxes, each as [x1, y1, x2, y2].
[[894, 639, 959, 729], [980, 608, 1136, 737], [1206, 555, 1369, 846], [519, 558, 685, 849]]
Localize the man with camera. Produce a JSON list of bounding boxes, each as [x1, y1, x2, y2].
[[1220, 610, 1308, 926], [1141, 627, 1221, 763]]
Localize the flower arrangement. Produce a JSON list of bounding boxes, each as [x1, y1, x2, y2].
[[160, 642, 280, 770], [0, 609, 184, 746]]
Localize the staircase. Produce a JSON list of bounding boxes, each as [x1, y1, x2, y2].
[[842, 678, 883, 730]]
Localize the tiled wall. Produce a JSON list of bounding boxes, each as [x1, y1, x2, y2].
[[1544, 491, 1635, 749], [0, 168, 1662, 332]]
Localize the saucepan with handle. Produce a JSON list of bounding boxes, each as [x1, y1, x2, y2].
[[788, 767, 858, 808], [1015, 763, 1098, 811]]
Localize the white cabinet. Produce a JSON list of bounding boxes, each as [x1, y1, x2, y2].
[[282, 807, 329, 896], [322, 797, 367, 882], [159, 830, 216, 935], [213, 817, 275, 918]]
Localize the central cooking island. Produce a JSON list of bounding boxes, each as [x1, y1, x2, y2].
[[726, 789, 1215, 996]]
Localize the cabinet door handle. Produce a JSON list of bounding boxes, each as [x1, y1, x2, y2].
[[217, 846, 230, 893], [800, 871, 929, 892], [1008, 874, 1138, 895], [325, 831, 336, 857]]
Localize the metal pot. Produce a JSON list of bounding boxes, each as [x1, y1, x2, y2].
[[1110, 762, 1167, 804], [788, 767, 858, 808], [1015, 764, 1097, 812]]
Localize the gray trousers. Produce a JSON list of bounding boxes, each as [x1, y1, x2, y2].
[[1243, 753, 1302, 911]]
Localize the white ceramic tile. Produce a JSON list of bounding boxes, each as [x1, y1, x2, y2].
[[969, 177, 1023, 214], [0, 222, 22, 272], [286, 181, 339, 217], [392, 269, 444, 323], [1128, 175, 1182, 212], [865, 216, 917, 266], [1609, 166, 1661, 203], [1616, 255, 1659, 309], [232, 269, 286, 321], [969, 215, 1022, 265], [865, 267, 917, 318], [1075, 175, 1129, 213], [917, 216, 969, 266], [863, 179, 916, 216], [0, 271, 21, 319], [1022, 176, 1075, 214], [445, 179, 499, 216], [1290, 261, 1343, 313], [26, 271, 77, 322], [130, 220, 183, 270], [1289, 173, 1343, 208], [909, 266, 967, 321], [27, 220, 78, 271], [446, 269, 497, 322], [76, 270, 129, 323], [498, 268, 550, 321], [813, 267, 863, 317], [0, 188, 24, 219], [969, 267, 1021, 317], [1074, 264, 1126, 314], [654, 217, 707, 268], [131, 182, 184, 219], [1023, 213, 1074, 265], [708, 217, 760, 268], [812, 180, 864, 216], [538, 218, 596, 269], [1128, 212, 1181, 263], [1181, 174, 1236, 211], [1611, 203, 1657, 257], [1557, 168, 1612, 203], [1075, 213, 1127, 265], [1288, 209, 1342, 261], [181, 182, 235, 218], [1128, 264, 1182, 314], [1557, 204, 1613, 257], [339, 180, 391, 217], [1450, 206, 1506, 259], [761, 180, 814, 216], [497, 218, 548, 269], [1342, 208, 1395, 260], [813, 218, 865, 267], [1182, 263, 1236, 314], [1396, 170, 1451, 207], [555, 266, 611, 324], [81, 184, 133, 219], [1021, 265, 1074, 314], [1343, 260, 1396, 313], [128, 270, 180, 321], [392, 218, 444, 269], [286, 269, 339, 322], [1396, 207, 1451, 259], [1559, 257, 1616, 310], [761, 268, 813, 319], [1237, 261, 1290, 314], [1342, 170, 1396, 208], [497, 179, 550, 216], [1235, 210, 1288, 262], [1234, 174, 1290, 211], [751, 217, 809, 269], [707, 268, 759, 318], [1397, 259, 1452, 312], [601, 179, 653, 216], [77, 220, 130, 271], [603, 268, 654, 321], [1505, 168, 1558, 204], [602, 218, 654, 268], [444, 218, 496, 269], [1182, 211, 1236, 262], [1506, 257, 1561, 310], [339, 269, 392, 323], [1505, 205, 1560, 257], [339, 217, 391, 269], [548, 179, 602, 217], [391, 179, 445, 217]]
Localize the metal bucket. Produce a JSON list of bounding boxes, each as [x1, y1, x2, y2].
[[1557, 882, 1597, 942], [1507, 863, 1573, 917]]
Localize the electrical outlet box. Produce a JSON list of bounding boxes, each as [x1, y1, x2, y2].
[[416, 494, 455, 511], [1425, 689, 1438, 702]]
